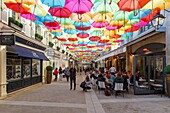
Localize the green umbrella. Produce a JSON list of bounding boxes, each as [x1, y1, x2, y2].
[[113, 11, 130, 21], [93, 0, 119, 13], [56, 18, 73, 25], [90, 30, 103, 36]]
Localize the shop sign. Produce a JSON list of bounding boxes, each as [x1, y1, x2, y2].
[[45, 47, 54, 57], [0, 35, 15, 45]]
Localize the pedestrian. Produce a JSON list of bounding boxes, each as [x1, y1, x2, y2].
[[69, 66, 76, 90], [53, 68, 58, 81], [59, 67, 63, 81], [109, 65, 116, 76], [64, 67, 70, 82]]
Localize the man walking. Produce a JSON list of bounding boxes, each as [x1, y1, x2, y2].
[[109, 65, 116, 76], [69, 66, 76, 90]]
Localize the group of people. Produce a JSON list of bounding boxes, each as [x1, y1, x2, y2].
[[53, 66, 77, 90]]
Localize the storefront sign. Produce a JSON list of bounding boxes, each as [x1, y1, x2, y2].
[[16, 36, 46, 51], [0, 35, 15, 45], [45, 47, 54, 57]]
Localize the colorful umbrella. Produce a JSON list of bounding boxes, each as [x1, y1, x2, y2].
[[77, 33, 89, 38], [142, 0, 168, 10], [17, 0, 38, 5], [92, 12, 113, 22], [76, 26, 91, 30], [92, 21, 109, 28], [56, 18, 73, 25], [35, 14, 54, 22], [29, 4, 47, 16], [70, 13, 92, 22], [65, 0, 93, 14], [48, 7, 71, 18], [74, 21, 91, 27], [118, 0, 150, 11], [4, 2, 30, 13], [20, 12, 36, 20], [89, 36, 101, 42], [68, 38, 78, 42], [43, 21, 60, 27], [41, 0, 65, 8], [64, 29, 77, 34], [113, 11, 130, 21], [93, 0, 119, 13]]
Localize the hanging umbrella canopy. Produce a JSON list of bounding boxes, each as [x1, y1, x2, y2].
[[77, 33, 89, 38], [28, 4, 47, 16], [109, 20, 127, 26], [61, 24, 75, 29], [4, 2, 30, 13], [89, 36, 101, 42], [56, 18, 73, 25], [20, 12, 36, 20], [51, 32, 63, 36], [104, 30, 116, 37], [106, 25, 120, 30], [17, 0, 38, 5], [64, 29, 77, 34], [129, 9, 152, 19], [41, 0, 65, 8], [113, 10, 130, 21], [48, 7, 72, 18], [68, 38, 78, 42], [118, 0, 150, 11], [92, 12, 113, 22], [58, 37, 67, 42], [35, 14, 54, 22], [125, 25, 140, 32], [43, 21, 60, 27], [70, 13, 92, 22], [92, 21, 109, 28], [93, 0, 119, 13], [65, 0, 93, 14], [74, 21, 91, 27], [142, 0, 168, 10], [76, 26, 91, 30], [90, 30, 102, 36]]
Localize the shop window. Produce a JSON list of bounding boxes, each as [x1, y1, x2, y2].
[[32, 59, 41, 77], [23, 59, 31, 78], [7, 57, 21, 81]]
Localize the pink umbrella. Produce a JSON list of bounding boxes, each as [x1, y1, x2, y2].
[[85, 50, 91, 52], [113, 40, 124, 43], [65, 0, 93, 14], [46, 26, 61, 30], [133, 20, 148, 27], [48, 7, 72, 18], [20, 13, 36, 20], [106, 25, 119, 30], [92, 21, 109, 28]]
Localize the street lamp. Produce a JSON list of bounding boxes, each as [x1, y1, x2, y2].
[[151, 13, 165, 30]]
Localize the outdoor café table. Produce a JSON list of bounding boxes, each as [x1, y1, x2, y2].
[[151, 83, 163, 88]]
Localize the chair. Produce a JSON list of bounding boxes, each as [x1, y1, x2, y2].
[[127, 79, 134, 89], [114, 83, 124, 97], [135, 81, 148, 88], [98, 81, 106, 93]]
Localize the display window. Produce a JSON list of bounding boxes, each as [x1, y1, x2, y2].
[[23, 58, 31, 78], [32, 59, 41, 76]]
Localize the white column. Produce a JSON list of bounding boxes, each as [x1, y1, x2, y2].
[[0, 46, 7, 97]]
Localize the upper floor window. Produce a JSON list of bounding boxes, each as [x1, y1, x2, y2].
[[12, 11, 16, 19]]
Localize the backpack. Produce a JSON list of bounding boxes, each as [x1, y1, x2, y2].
[[104, 89, 111, 96]]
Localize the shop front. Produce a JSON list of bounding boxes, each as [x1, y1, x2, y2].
[[6, 35, 48, 93], [127, 32, 166, 95]]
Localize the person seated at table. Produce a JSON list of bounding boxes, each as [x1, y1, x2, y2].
[[114, 73, 124, 96], [122, 72, 129, 92]]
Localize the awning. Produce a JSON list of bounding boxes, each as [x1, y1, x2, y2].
[[12, 45, 49, 60]]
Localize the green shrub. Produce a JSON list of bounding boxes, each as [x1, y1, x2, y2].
[[9, 17, 15, 23], [164, 65, 170, 74], [46, 66, 53, 71], [66, 52, 68, 55], [62, 50, 65, 53], [35, 33, 43, 40], [19, 23, 23, 28], [49, 41, 54, 47], [57, 46, 60, 51]]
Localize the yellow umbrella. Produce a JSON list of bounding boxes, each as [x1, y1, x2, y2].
[[61, 24, 75, 29], [109, 20, 128, 26], [28, 4, 47, 16], [70, 13, 92, 22], [142, 0, 168, 10], [104, 30, 116, 37], [92, 12, 113, 22], [159, 1, 170, 9], [49, 29, 62, 32], [17, 0, 38, 5]]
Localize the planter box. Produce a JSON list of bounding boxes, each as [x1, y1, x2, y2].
[[35, 37, 42, 42], [9, 22, 22, 31]]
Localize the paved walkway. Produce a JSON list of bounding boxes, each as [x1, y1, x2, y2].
[[0, 75, 170, 113]]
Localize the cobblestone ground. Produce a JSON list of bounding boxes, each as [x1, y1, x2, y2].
[[0, 74, 170, 113]]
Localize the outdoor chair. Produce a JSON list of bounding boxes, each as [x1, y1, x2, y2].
[[114, 82, 124, 97], [98, 81, 106, 94], [127, 79, 134, 92]]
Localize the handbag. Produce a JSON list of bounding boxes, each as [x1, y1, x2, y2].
[[80, 81, 86, 88]]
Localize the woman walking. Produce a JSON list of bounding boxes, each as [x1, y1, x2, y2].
[[53, 68, 58, 81], [64, 67, 70, 82], [59, 67, 63, 81]]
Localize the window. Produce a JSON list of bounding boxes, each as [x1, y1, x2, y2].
[[7, 57, 21, 81], [32, 59, 41, 77], [12, 11, 16, 19], [23, 59, 31, 78]]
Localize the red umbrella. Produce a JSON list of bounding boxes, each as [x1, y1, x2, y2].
[[113, 40, 124, 43], [77, 33, 89, 38], [125, 25, 140, 32], [71, 44, 78, 46], [98, 39, 110, 43], [48, 7, 72, 18], [68, 38, 78, 42], [87, 45, 95, 48], [110, 34, 121, 39], [4, 2, 29, 13], [118, 0, 150, 12], [89, 36, 100, 42], [76, 26, 91, 30], [43, 21, 59, 27], [58, 38, 67, 42], [65, 0, 93, 14]]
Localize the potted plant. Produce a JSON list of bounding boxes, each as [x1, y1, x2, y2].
[[53, 36, 58, 39], [49, 41, 54, 48], [46, 65, 53, 84], [57, 46, 60, 51], [62, 50, 65, 54], [9, 17, 23, 31], [66, 52, 68, 55], [35, 33, 43, 41], [164, 65, 170, 97]]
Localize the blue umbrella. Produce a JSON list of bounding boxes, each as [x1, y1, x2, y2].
[[33, 20, 44, 25], [41, 0, 65, 8], [121, 32, 133, 37], [64, 29, 77, 34], [129, 9, 152, 19], [35, 14, 54, 22], [74, 21, 91, 27], [77, 30, 90, 34], [51, 32, 63, 36], [56, 18, 74, 25]]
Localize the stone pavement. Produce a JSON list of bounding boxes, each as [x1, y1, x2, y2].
[[0, 74, 170, 113]]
